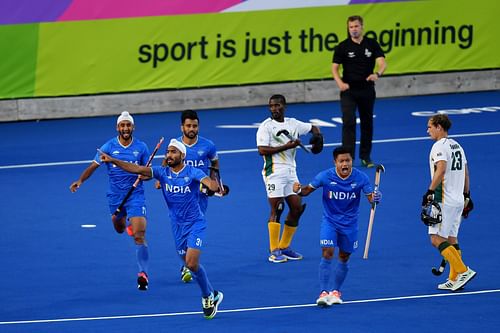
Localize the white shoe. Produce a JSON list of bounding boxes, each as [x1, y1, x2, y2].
[[451, 267, 476, 291], [437, 279, 455, 290], [316, 291, 333, 307], [329, 290, 343, 304]]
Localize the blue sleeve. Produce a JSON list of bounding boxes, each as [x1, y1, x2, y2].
[[192, 167, 208, 182], [310, 171, 325, 189], [208, 141, 218, 161], [93, 141, 111, 164], [151, 166, 162, 181]]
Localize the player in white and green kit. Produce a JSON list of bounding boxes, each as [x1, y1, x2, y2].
[[423, 114, 476, 291]]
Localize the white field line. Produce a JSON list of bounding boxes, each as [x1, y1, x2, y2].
[[1, 131, 499, 170], [1, 289, 499, 325]]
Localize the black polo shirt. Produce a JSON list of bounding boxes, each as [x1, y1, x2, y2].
[[333, 37, 384, 88]]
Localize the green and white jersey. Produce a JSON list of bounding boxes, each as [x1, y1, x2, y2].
[[429, 137, 467, 207], [256, 117, 312, 177]]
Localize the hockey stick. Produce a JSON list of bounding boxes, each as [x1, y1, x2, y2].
[[208, 166, 229, 197], [432, 259, 447, 276], [112, 137, 164, 216], [276, 129, 311, 153], [363, 164, 385, 259]]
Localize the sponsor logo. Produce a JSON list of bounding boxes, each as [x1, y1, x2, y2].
[[348, 52, 355, 58], [364, 48, 372, 57]]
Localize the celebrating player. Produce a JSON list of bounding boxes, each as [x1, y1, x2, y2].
[[293, 146, 381, 306], [423, 114, 476, 291], [100, 138, 224, 319], [256, 94, 322, 263], [156, 109, 224, 283], [69, 111, 152, 291]]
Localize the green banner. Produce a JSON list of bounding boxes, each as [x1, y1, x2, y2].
[[0, 24, 38, 98], [1, 0, 498, 99]]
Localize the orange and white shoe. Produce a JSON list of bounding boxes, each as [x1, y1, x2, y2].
[[316, 291, 333, 307], [329, 290, 343, 304]]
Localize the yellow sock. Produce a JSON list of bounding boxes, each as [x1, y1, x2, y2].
[[268, 221, 281, 252], [440, 244, 466, 275], [449, 249, 462, 281], [278, 224, 297, 249]]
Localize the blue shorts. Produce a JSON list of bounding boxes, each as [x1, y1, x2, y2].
[[319, 222, 358, 254], [107, 192, 147, 218], [171, 218, 207, 256]]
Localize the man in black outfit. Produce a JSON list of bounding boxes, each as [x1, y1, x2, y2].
[[332, 15, 386, 168]]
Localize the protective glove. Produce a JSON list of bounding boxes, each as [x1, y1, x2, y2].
[[373, 190, 382, 204], [422, 189, 434, 206], [462, 192, 474, 218]]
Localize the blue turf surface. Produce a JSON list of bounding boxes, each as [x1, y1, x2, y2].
[[1, 91, 499, 332]]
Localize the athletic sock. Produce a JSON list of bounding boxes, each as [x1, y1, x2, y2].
[[449, 244, 461, 280], [136, 244, 149, 274], [439, 242, 466, 275], [268, 221, 281, 251], [332, 261, 349, 291], [191, 264, 213, 297], [278, 224, 297, 249], [319, 257, 333, 292]]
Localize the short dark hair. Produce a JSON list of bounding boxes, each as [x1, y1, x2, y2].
[[347, 15, 363, 26], [181, 109, 199, 124], [333, 146, 353, 160], [269, 94, 286, 105], [429, 114, 452, 132]]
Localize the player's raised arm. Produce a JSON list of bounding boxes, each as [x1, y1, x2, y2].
[[98, 149, 152, 177]]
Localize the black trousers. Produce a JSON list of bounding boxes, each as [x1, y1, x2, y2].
[[340, 85, 376, 160]]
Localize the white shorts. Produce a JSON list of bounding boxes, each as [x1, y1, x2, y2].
[[263, 168, 299, 198], [428, 203, 462, 238]]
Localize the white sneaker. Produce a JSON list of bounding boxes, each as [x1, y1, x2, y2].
[[437, 279, 455, 290], [451, 267, 476, 291], [316, 291, 333, 307], [329, 290, 343, 304]]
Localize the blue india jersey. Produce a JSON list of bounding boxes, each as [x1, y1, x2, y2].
[[310, 168, 373, 231], [178, 135, 218, 175], [178, 135, 218, 213], [94, 137, 150, 197], [152, 165, 209, 224]]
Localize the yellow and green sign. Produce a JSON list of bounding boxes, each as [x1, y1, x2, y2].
[[0, 0, 498, 99]]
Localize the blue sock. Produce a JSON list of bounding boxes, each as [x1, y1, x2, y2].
[[319, 257, 333, 292], [190, 264, 213, 297], [136, 244, 149, 274], [332, 261, 349, 291]]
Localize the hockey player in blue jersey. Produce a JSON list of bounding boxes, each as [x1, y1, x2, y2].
[[293, 146, 381, 306], [99, 138, 224, 319], [69, 111, 152, 291], [156, 109, 225, 283]]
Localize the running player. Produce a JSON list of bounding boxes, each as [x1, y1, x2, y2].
[[69, 111, 151, 291], [293, 146, 381, 306], [256, 94, 322, 263], [99, 138, 223, 319], [422, 114, 476, 291], [156, 109, 222, 283]]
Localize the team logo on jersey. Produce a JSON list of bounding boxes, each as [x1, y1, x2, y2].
[[329, 191, 357, 200], [197, 150, 205, 156], [351, 183, 357, 189], [364, 48, 372, 57], [133, 150, 139, 157], [184, 176, 190, 182], [348, 52, 355, 58]]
